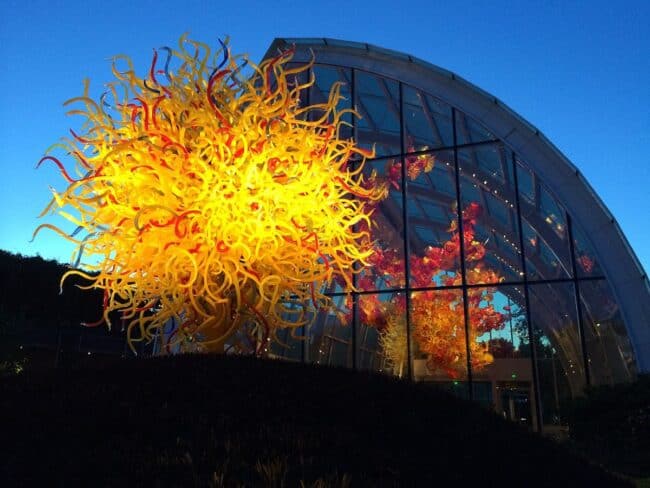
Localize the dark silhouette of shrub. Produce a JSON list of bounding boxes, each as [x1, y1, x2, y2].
[[563, 374, 650, 478]]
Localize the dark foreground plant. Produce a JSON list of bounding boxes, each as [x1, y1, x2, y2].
[[0, 354, 633, 486], [563, 374, 650, 479]]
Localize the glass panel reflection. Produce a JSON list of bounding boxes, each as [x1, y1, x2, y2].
[[405, 150, 462, 287], [354, 70, 400, 156], [516, 161, 573, 281], [516, 158, 573, 281], [402, 84, 453, 151], [357, 158, 405, 291], [515, 161, 535, 204], [308, 295, 352, 367], [528, 282, 585, 429], [358, 292, 405, 375], [460, 142, 512, 183], [571, 220, 604, 278], [521, 219, 572, 280], [458, 145, 523, 283], [455, 111, 495, 145], [580, 279, 637, 385], [270, 324, 305, 362], [468, 285, 534, 426], [267, 296, 313, 362], [411, 289, 469, 397]]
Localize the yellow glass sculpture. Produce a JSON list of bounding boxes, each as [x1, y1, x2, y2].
[[35, 36, 386, 353]]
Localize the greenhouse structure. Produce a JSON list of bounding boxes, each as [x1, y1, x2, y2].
[[259, 38, 650, 432]]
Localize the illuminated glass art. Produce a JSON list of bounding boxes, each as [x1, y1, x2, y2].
[[358, 190, 506, 377], [35, 36, 386, 353], [32, 35, 645, 433]]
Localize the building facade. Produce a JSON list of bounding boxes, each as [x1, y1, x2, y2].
[[263, 38, 650, 432]]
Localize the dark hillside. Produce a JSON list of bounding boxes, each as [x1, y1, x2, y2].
[[0, 250, 128, 368], [1, 354, 630, 486], [0, 250, 103, 327]]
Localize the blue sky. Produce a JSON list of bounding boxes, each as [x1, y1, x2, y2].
[[0, 0, 648, 274]]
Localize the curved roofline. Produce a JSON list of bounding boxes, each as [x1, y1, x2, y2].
[[265, 37, 650, 371]]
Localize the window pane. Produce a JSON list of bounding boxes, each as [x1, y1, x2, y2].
[[405, 150, 462, 287], [268, 301, 309, 362], [402, 84, 453, 151], [354, 70, 400, 157], [308, 295, 352, 367], [455, 111, 495, 144], [358, 292, 405, 375], [580, 279, 637, 385], [528, 282, 586, 429], [411, 288, 469, 398], [357, 158, 405, 291], [521, 219, 572, 280], [571, 220, 604, 278], [270, 326, 304, 362], [517, 159, 573, 281], [459, 145, 523, 284], [515, 161, 535, 204], [467, 285, 534, 426], [309, 65, 352, 139]]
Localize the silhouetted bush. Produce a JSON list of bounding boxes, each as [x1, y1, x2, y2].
[[563, 374, 650, 477]]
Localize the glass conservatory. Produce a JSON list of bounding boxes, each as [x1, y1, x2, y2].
[[260, 38, 650, 432]]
